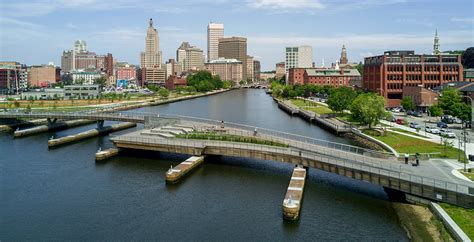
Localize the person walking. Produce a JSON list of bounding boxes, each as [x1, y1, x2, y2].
[[404, 153, 409, 164], [415, 153, 420, 166]]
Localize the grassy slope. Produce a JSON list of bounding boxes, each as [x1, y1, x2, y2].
[[366, 131, 462, 159], [289, 99, 333, 115], [440, 203, 474, 239]]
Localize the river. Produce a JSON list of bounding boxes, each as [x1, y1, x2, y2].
[[0, 89, 407, 240]]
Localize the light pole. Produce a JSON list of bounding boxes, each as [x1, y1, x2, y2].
[[460, 95, 472, 172], [460, 95, 473, 131]]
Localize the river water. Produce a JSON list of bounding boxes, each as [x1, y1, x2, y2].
[[1, 89, 407, 240]]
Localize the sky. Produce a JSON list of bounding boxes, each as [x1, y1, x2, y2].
[[0, 0, 473, 71]]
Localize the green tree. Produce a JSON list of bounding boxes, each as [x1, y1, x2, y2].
[[158, 88, 170, 99], [93, 76, 107, 89], [462, 47, 474, 68], [429, 105, 443, 118], [222, 80, 232, 89], [401, 96, 415, 111], [327, 86, 357, 114], [438, 88, 463, 114], [350, 93, 387, 128]]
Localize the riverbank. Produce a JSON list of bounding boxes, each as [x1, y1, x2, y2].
[[392, 203, 453, 241]]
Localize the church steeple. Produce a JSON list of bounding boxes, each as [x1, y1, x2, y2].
[[340, 44, 348, 64], [433, 29, 440, 55]]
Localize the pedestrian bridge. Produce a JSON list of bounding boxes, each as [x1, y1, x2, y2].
[[0, 111, 147, 123], [110, 114, 474, 208], [1, 111, 473, 208]]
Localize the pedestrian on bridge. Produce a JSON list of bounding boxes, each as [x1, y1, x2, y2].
[[404, 153, 409, 164]]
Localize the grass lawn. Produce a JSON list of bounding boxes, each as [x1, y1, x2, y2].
[[289, 99, 333, 115], [364, 130, 463, 159], [390, 128, 428, 138], [175, 131, 289, 148], [439, 203, 474, 239], [459, 170, 474, 181]]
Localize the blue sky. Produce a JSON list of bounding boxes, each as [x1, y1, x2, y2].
[[1, 0, 473, 70]]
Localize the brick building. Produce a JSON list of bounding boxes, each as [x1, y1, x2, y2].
[[28, 65, 61, 87], [288, 68, 361, 87], [402, 86, 439, 112], [116, 66, 137, 81], [165, 75, 187, 90], [205, 58, 243, 84], [363, 50, 463, 107]]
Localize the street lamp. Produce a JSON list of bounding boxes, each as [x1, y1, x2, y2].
[[460, 95, 472, 172]]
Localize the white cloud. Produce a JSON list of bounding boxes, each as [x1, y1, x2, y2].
[[246, 0, 325, 10]]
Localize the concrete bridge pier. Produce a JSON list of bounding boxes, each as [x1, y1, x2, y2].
[[165, 156, 205, 184], [47, 118, 57, 125], [48, 122, 136, 148], [97, 120, 104, 129], [0, 119, 48, 133], [96, 148, 120, 162], [282, 165, 307, 220], [14, 119, 94, 138]]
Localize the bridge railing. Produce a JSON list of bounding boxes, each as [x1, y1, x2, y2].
[[112, 134, 473, 195], [0, 111, 146, 122], [122, 112, 395, 159]]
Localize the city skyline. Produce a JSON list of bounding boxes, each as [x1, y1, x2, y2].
[[1, 0, 473, 70]]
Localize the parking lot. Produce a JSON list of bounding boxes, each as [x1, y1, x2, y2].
[[390, 112, 474, 143]]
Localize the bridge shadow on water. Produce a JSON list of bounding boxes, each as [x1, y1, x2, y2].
[[103, 149, 392, 204]]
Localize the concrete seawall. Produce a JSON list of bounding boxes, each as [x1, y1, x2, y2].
[[14, 119, 94, 138], [48, 122, 136, 148], [275, 98, 351, 134], [430, 202, 471, 242], [104, 89, 232, 113]]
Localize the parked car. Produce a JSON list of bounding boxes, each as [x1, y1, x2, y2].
[[392, 107, 401, 113], [437, 121, 448, 128], [413, 111, 423, 117], [425, 126, 440, 134], [454, 118, 462, 124], [409, 122, 421, 129], [396, 118, 405, 125], [440, 129, 456, 138], [407, 110, 414, 116], [441, 115, 455, 124]]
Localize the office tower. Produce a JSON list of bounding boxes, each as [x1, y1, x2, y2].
[[207, 23, 224, 61]]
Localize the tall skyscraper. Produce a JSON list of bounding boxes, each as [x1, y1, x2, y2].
[[140, 18, 162, 68], [177, 42, 205, 71], [285, 46, 313, 71], [340, 45, 348, 64], [433, 29, 440, 55], [218, 37, 247, 80], [207, 23, 224, 62]]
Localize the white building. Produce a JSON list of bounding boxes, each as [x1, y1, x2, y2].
[[71, 71, 103, 85], [207, 23, 224, 62], [285, 46, 313, 71]]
